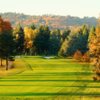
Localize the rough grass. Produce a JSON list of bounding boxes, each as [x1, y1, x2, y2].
[[0, 56, 100, 100]]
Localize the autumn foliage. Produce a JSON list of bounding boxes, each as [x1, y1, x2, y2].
[[0, 16, 12, 32], [89, 26, 100, 80], [82, 52, 90, 62], [0, 16, 14, 70], [73, 50, 82, 61], [73, 50, 90, 62]]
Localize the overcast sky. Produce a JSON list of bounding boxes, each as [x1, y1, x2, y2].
[[0, 0, 100, 18]]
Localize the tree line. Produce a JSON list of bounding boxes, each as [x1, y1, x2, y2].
[[0, 16, 100, 81], [0, 13, 97, 29]]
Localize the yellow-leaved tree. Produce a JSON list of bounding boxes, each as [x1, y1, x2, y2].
[[89, 25, 100, 80]]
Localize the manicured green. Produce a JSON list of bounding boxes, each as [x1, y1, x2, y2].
[[0, 56, 100, 100]]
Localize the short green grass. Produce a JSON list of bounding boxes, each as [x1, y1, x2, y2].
[[0, 56, 100, 100]]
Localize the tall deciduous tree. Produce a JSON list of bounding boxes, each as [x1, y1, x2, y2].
[[89, 26, 100, 80], [24, 26, 37, 55], [0, 16, 15, 70], [88, 26, 95, 42]]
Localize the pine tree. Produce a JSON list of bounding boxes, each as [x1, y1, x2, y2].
[[34, 25, 50, 55], [13, 24, 24, 54]]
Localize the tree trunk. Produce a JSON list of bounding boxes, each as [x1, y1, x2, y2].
[[0, 58, 3, 66], [6, 58, 8, 70]]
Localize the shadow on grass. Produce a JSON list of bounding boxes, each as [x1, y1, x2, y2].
[[0, 85, 100, 88], [0, 79, 99, 83], [17, 72, 93, 76], [0, 92, 100, 96]]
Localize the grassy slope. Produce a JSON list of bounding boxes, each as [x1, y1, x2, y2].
[[0, 56, 100, 100]]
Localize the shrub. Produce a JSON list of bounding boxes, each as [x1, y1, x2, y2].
[[82, 52, 90, 62], [73, 50, 82, 61]]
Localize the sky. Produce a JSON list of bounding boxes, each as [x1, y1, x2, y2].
[[0, 0, 100, 18]]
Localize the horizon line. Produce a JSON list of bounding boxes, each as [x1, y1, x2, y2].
[[0, 12, 98, 19]]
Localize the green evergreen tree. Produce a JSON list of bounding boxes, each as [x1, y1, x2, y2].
[[30, 23, 36, 30], [59, 25, 89, 57], [0, 31, 15, 70], [34, 25, 50, 55], [13, 24, 24, 54], [49, 29, 61, 55]]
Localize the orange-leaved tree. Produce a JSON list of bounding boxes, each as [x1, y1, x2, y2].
[[89, 26, 100, 80], [0, 16, 15, 70]]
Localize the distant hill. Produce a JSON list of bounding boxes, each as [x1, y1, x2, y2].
[[0, 12, 98, 29]]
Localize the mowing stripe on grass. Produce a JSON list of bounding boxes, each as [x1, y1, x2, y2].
[[0, 92, 100, 96]]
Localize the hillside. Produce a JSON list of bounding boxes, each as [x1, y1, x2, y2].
[[0, 12, 97, 29]]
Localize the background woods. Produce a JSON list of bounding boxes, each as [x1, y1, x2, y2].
[[0, 16, 100, 81]]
